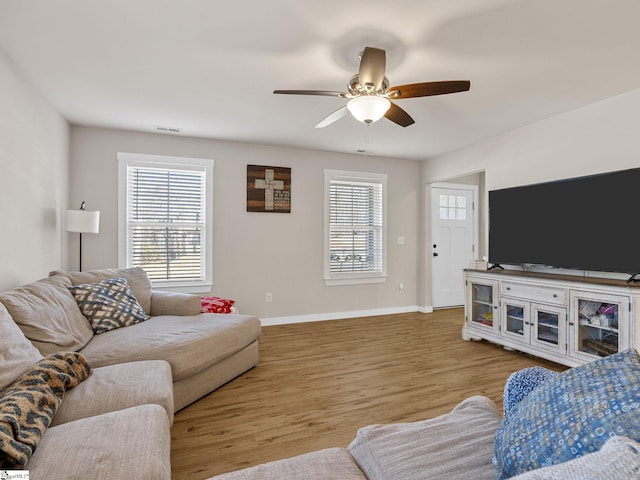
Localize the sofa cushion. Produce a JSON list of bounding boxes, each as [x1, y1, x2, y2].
[[0, 276, 94, 354], [511, 436, 640, 480], [50, 267, 152, 315], [52, 360, 174, 426], [494, 348, 640, 479], [0, 302, 43, 391], [207, 447, 366, 480], [27, 404, 171, 480], [151, 290, 202, 316], [348, 395, 501, 480], [68, 277, 149, 334], [79, 314, 261, 382], [0, 352, 92, 468]]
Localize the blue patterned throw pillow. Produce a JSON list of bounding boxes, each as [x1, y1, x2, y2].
[[494, 349, 640, 479], [503, 366, 559, 416], [69, 277, 149, 335]]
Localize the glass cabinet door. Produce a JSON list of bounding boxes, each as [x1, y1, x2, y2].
[[570, 291, 630, 362], [467, 279, 498, 331], [576, 299, 620, 358], [501, 299, 529, 341], [532, 303, 566, 353]]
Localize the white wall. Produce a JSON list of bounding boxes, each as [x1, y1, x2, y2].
[[420, 88, 640, 302], [423, 88, 640, 191], [0, 50, 69, 291], [70, 126, 420, 319]]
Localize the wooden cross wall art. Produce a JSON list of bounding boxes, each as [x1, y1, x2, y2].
[[247, 165, 291, 213]]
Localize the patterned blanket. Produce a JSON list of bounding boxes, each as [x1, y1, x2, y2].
[[201, 296, 236, 314], [0, 352, 92, 468]]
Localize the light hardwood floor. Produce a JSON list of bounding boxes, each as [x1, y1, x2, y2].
[[170, 309, 565, 479]]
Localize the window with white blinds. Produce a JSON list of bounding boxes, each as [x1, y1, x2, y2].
[[324, 170, 387, 285], [117, 153, 213, 291]]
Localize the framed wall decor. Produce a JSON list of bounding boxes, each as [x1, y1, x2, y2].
[[246, 164, 291, 213]]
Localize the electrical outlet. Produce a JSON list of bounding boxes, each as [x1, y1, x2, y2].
[[266, 292, 273, 303], [398, 283, 405, 292]]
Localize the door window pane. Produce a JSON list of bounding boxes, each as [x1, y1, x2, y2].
[[439, 194, 468, 221]]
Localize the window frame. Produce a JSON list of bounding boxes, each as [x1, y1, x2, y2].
[[117, 152, 214, 293], [324, 169, 387, 286]]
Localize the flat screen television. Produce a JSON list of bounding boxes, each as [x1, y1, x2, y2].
[[488, 167, 640, 278]]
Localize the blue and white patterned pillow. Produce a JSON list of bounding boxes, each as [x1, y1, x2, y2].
[[494, 348, 640, 479], [69, 277, 149, 335], [503, 366, 559, 416]]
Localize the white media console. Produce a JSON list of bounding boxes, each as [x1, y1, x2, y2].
[[463, 269, 640, 367]]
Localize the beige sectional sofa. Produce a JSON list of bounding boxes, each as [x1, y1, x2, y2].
[[209, 398, 640, 480], [0, 267, 261, 478], [210, 350, 640, 479], [210, 395, 503, 480], [4, 266, 640, 479]]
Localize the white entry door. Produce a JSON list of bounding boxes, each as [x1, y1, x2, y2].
[[431, 184, 477, 308]]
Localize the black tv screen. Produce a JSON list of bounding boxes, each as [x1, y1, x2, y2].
[[488, 167, 640, 274]]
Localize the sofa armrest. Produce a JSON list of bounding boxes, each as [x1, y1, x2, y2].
[[150, 291, 201, 316], [347, 396, 501, 480]]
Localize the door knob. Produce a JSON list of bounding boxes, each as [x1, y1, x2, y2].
[[433, 252, 439, 257]]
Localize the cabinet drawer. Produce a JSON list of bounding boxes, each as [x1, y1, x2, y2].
[[501, 282, 566, 305]]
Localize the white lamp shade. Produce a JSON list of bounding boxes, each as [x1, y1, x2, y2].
[[347, 96, 391, 124], [65, 209, 100, 233]]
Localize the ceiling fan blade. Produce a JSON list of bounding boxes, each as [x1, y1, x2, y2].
[[358, 47, 386, 92], [388, 80, 471, 99], [315, 106, 348, 128], [385, 102, 415, 127], [273, 90, 346, 97]]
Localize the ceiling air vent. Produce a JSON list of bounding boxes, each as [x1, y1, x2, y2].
[[155, 126, 182, 134]]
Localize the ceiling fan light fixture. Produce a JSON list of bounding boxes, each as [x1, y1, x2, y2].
[[347, 95, 391, 125], [274, 46, 469, 128]]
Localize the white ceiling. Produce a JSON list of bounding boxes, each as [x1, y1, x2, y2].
[[1, 0, 640, 161]]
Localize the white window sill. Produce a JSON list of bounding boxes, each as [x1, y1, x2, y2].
[[149, 281, 212, 294], [324, 275, 387, 287]]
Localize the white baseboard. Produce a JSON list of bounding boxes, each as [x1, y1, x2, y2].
[[261, 305, 430, 326]]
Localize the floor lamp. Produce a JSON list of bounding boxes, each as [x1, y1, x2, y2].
[[65, 201, 100, 271]]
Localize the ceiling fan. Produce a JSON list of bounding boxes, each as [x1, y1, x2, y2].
[[273, 46, 470, 128]]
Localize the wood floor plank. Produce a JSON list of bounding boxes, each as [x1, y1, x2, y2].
[[170, 309, 565, 479]]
